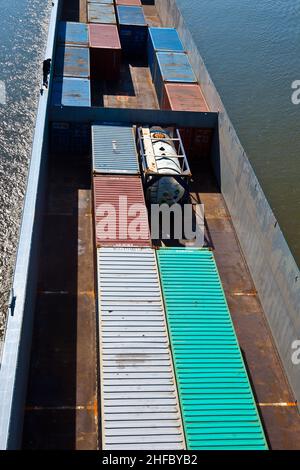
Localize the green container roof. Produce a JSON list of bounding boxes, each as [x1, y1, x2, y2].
[[156, 248, 268, 450]]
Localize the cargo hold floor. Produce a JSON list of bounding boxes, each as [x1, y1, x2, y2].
[[189, 160, 300, 450], [91, 57, 160, 110], [22, 155, 98, 450]]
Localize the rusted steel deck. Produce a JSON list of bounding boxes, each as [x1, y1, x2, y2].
[[189, 160, 300, 450], [22, 155, 98, 449]]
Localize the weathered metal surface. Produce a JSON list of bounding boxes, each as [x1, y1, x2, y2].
[[116, 0, 142, 5], [156, 0, 300, 420], [92, 124, 139, 174], [87, 3, 116, 24], [148, 27, 184, 79], [93, 175, 151, 247], [162, 83, 209, 113], [22, 155, 98, 449], [154, 52, 197, 104], [52, 77, 91, 107], [89, 23, 121, 49], [57, 21, 89, 47], [97, 247, 185, 450], [157, 248, 268, 450], [55, 46, 90, 78]]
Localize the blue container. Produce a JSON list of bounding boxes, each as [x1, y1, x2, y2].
[[88, 3, 116, 24], [116, 5, 147, 56], [55, 46, 90, 78], [51, 122, 91, 156], [148, 27, 185, 79], [57, 21, 89, 47], [92, 124, 140, 174], [154, 51, 197, 104], [52, 77, 91, 107]]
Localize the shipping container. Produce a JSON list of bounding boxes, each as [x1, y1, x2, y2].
[[89, 0, 113, 3], [116, 5, 147, 56], [180, 127, 214, 162], [156, 248, 268, 451], [96, 247, 185, 450], [116, 0, 142, 5], [93, 176, 151, 247], [148, 27, 184, 79], [92, 124, 139, 174], [54, 46, 90, 78], [162, 83, 209, 112], [51, 122, 91, 156], [89, 24, 121, 80], [154, 52, 197, 104], [57, 21, 89, 47], [52, 77, 91, 107], [87, 3, 116, 24]]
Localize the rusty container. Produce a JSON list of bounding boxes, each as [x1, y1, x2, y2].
[[93, 175, 151, 247], [115, 0, 142, 5], [89, 24, 121, 80], [162, 83, 209, 112]]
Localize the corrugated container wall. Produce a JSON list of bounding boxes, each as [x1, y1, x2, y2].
[[52, 77, 91, 107], [88, 3, 116, 24], [89, 24, 121, 80], [148, 27, 185, 79], [116, 5, 148, 56], [156, 248, 268, 450], [96, 247, 185, 450], [92, 124, 139, 174], [93, 176, 151, 247], [54, 46, 90, 78], [154, 52, 197, 105], [57, 21, 89, 47]]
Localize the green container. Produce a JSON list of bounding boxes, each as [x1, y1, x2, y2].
[[156, 248, 268, 450]]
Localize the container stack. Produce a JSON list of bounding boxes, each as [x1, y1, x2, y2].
[[92, 124, 186, 449], [52, 21, 91, 107], [148, 26, 212, 159], [116, 4, 148, 56], [87, 2, 121, 81]]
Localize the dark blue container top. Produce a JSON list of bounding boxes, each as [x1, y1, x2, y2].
[[148, 27, 184, 53], [52, 77, 91, 107], [116, 5, 147, 26], [57, 22, 89, 47], [55, 46, 90, 78]]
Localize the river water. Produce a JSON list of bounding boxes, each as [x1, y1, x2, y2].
[[0, 0, 51, 337], [0, 0, 299, 338]]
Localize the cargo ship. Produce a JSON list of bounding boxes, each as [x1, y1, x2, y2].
[[0, 0, 299, 450]]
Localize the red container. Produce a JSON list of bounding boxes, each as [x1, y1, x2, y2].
[[180, 128, 214, 161], [116, 0, 142, 5], [93, 176, 151, 247], [162, 83, 209, 112], [89, 24, 121, 80]]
